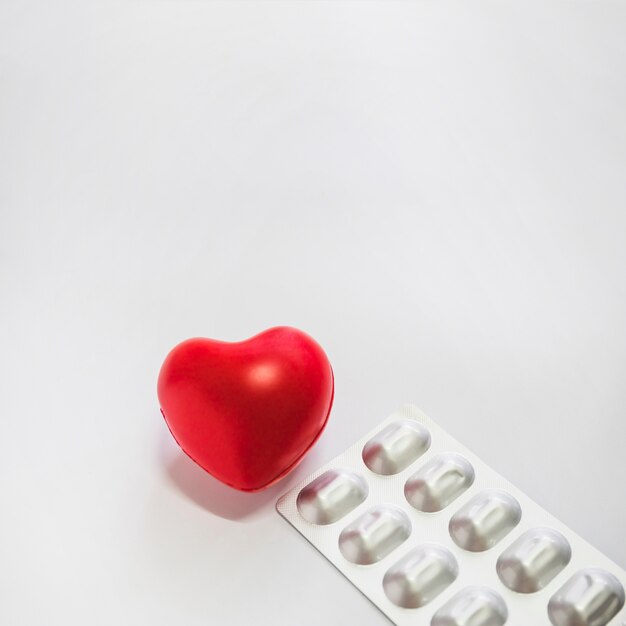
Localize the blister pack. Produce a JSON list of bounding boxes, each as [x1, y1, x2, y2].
[[276, 405, 626, 626]]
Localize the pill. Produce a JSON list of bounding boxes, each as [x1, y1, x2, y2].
[[449, 489, 522, 552], [338, 505, 411, 565], [383, 544, 458, 609], [362, 419, 431, 475], [431, 586, 508, 626], [297, 469, 368, 525], [405, 453, 475, 512], [548, 568, 625, 626], [497, 527, 571, 593]]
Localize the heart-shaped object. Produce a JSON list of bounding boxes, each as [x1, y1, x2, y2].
[[157, 326, 334, 492]]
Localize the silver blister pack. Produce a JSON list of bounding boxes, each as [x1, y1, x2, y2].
[[276, 405, 626, 626]]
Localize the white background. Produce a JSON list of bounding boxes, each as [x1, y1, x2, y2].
[[1, 2, 625, 625]]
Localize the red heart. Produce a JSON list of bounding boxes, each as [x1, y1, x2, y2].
[[157, 326, 334, 492]]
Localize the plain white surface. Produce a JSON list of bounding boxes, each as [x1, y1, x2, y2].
[[1, 2, 625, 625]]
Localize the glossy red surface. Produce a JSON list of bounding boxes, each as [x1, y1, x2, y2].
[[157, 326, 334, 491]]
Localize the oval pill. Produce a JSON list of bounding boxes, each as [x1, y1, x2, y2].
[[496, 527, 571, 593], [548, 568, 625, 626], [362, 419, 431, 475], [405, 453, 475, 512], [449, 490, 522, 552], [338, 505, 411, 565], [383, 544, 458, 609], [431, 586, 508, 626], [296, 469, 369, 525]]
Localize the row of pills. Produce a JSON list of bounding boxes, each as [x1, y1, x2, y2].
[[277, 408, 626, 626]]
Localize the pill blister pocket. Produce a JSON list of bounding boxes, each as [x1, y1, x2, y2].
[[276, 405, 626, 626]]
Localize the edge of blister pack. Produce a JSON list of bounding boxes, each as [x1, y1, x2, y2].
[[276, 404, 626, 626]]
